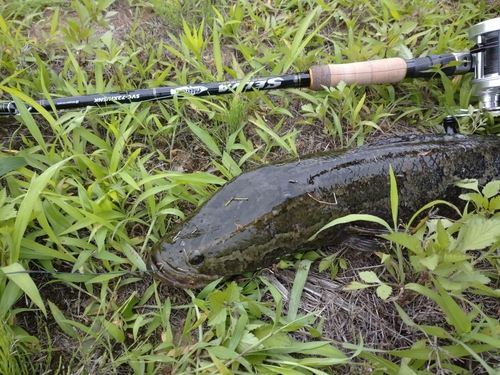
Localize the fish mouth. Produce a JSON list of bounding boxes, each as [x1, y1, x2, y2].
[[148, 254, 221, 289]]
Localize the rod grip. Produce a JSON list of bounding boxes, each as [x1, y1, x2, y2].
[[309, 58, 407, 90]]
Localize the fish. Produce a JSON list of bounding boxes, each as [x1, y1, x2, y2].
[[149, 134, 500, 288]]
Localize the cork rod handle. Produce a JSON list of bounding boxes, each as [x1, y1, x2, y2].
[[308, 58, 408, 90]]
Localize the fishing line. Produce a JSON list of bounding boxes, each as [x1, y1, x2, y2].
[[0, 269, 159, 277]]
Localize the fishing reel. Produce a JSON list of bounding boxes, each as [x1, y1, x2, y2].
[[442, 17, 500, 133], [469, 18, 500, 112]]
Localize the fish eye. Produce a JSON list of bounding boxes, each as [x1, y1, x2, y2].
[[189, 252, 205, 266]]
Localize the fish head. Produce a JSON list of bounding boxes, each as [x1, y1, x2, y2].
[[148, 167, 304, 288], [149, 224, 226, 288]]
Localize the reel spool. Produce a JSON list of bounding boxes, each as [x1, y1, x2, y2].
[[470, 18, 500, 111]]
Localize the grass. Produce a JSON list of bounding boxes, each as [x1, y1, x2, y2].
[[1, 0, 500, 374]]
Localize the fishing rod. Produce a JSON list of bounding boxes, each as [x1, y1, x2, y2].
[[0, 18, 499, 116], [0, 53, 473, 116]]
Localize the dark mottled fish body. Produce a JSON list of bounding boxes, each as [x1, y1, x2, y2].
[[150, 134, 500, 288]]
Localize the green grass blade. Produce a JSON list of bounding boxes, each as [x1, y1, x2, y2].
[[389, 165, 398, 230], [11, 158, 70, 263], [212, 19, 223, 80], [0, 157, 28, 177], [433, 279, 471, 335], [287, 259, 312, 321], [1, 85, 56, 127], [1, 263, 47, 316], [308, 214, 392, 241], [48, 301, 78, 338], [186, 120, 222, 157]]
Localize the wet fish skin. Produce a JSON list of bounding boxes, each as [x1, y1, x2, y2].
[[149, 134, 500, 288]]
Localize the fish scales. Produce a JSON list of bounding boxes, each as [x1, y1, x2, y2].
[[149, 134, 500, 288]]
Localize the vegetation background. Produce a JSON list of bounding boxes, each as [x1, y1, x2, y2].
[[1, 0, 500, 374]]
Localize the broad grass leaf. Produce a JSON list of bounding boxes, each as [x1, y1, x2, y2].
[[297, 356, 350, 366], [227, 312, 248, 351], [0, 157, 28, 177], [387, 344, 493, 360], [118, 171, 140, 191], [464, 332, 500, 348], [48, 301, 77, 338], [73, 128, 111, 151], [85, 273, 130, 284], [33, 199, 62, 247], [308, 214, 391, 241], [380, 232, 423, 255], [11, 158, 69, 262], [121, 242, 147, 270], [72, 250, 94, 272], [102, 318, 125, 343], [0, 279, 24, 318], [212, 20, 223, 80], [300, 342, 347, 359], [381, 0, 400, 20], [3, 85, 55, 125], [288, 259, 312, 321], [1, 263, 47, 316], [356, 352, 399, 373], [132, 315, 145, 341], [20, 238, 76, 262], [279, 6, 330, 73], [256, 365, 305, 375], [409, 281, 470, 335], [417, 325, 449, 338], [393, 301, 417, 328], [206, 346, 239, 360], [407, 199, 461, 228], [207, 351, 232, 375], [221, 151, 242, 177], [250, 115, 294, 155], [253, 325, 291, 348], [60, 210, 125, 236], [258, 277, 283, 327], [52, 273, 96, 283], [454, 217, 500, 252], [166, 171, 226, 185], [207, 346, 252, 374], [389, 165, 398, 230], [186, 120, 222, 157]]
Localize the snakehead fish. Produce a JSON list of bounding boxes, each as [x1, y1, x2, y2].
[[149, 134, 500, 288]]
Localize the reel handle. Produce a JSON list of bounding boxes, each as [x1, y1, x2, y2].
[[309, 52, 473, 90]]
